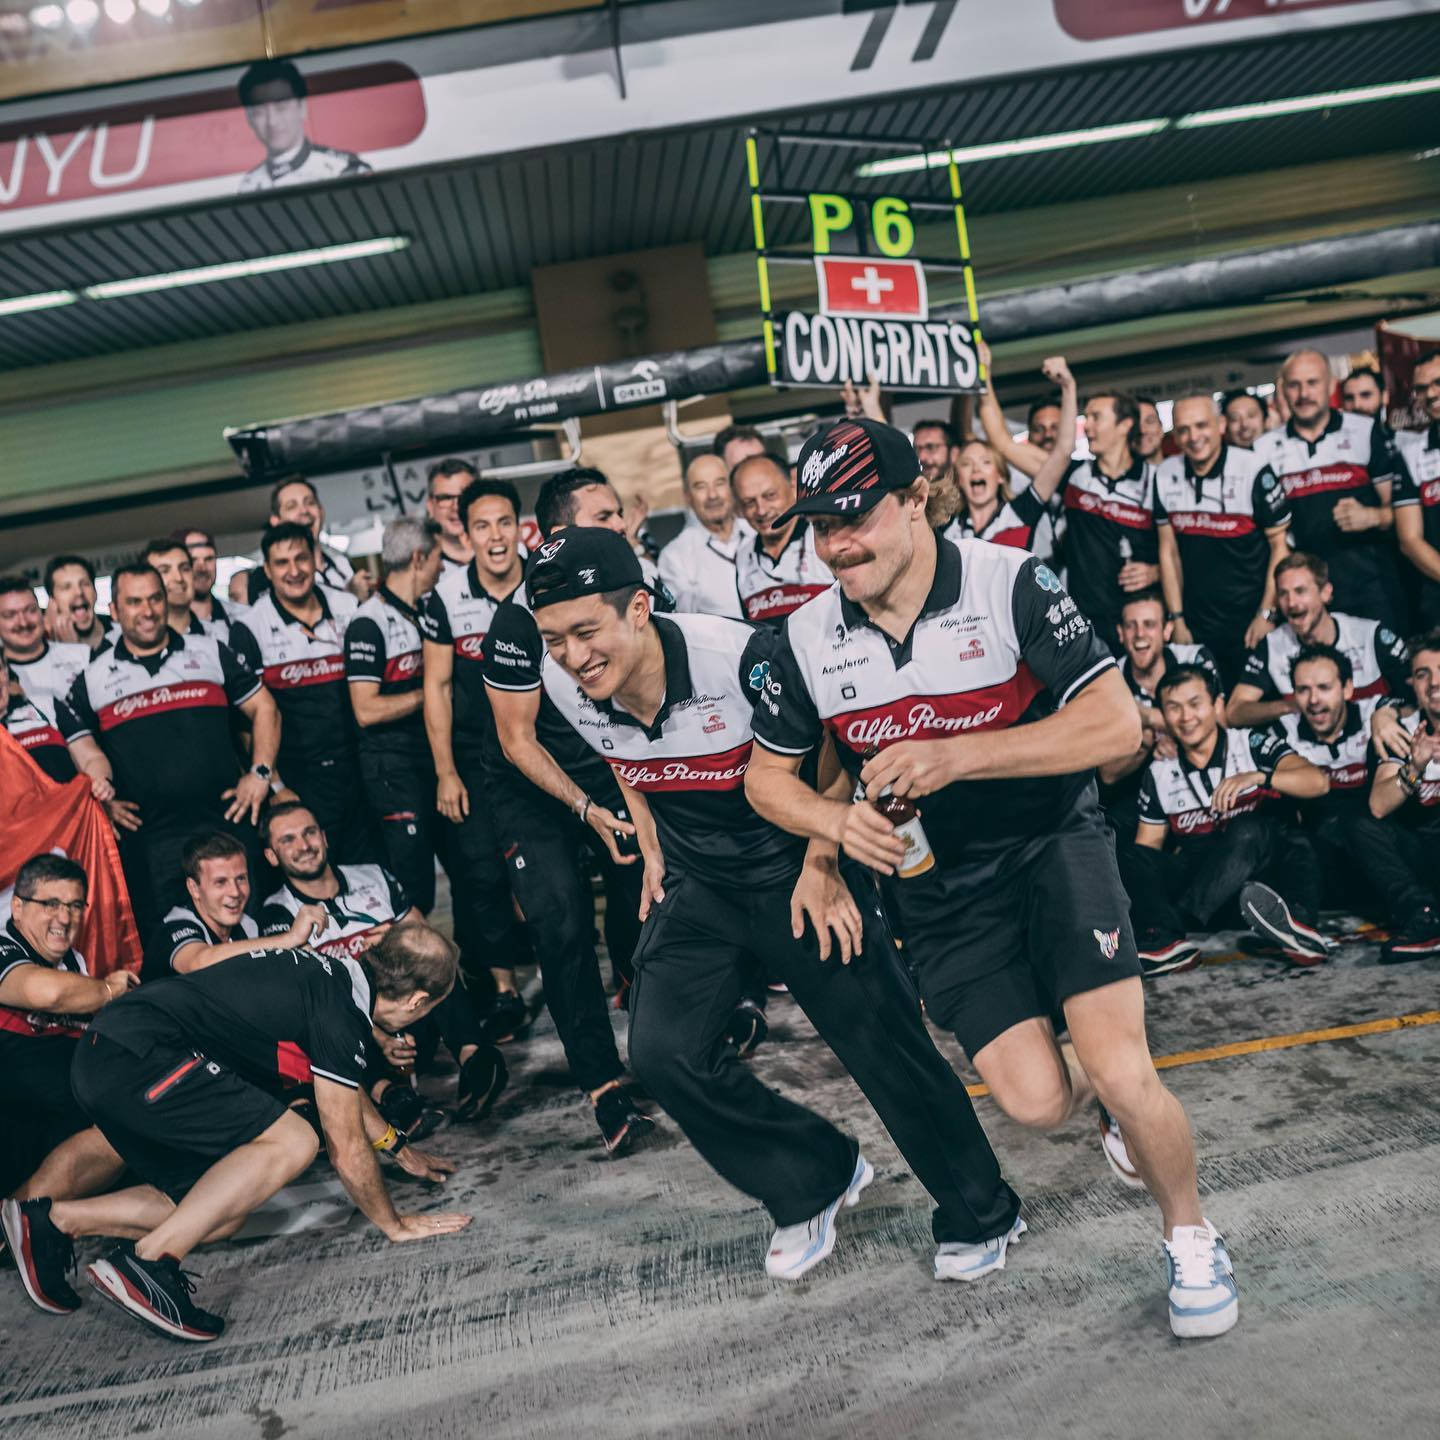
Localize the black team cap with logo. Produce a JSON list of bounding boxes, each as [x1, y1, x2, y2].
[[779, 417, 922, 525], [526, 526, 644, 610]]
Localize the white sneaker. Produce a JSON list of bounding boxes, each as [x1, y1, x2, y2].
[[1165, 1218, 1239, 1338], [765, 1152, 873, 1282], [934, 1214, 1026, 1282], [1098, 1105, 1146, 1190]]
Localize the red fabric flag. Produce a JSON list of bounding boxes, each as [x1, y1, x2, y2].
[[0, 728, 140, 977]]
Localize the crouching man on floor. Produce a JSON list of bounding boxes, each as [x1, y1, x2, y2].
[[3, 923, 471, 1342]]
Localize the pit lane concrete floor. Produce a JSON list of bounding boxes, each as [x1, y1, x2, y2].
[[2, 924, 1437, 1440]]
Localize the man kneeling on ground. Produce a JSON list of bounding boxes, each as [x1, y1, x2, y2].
[[4, 923, 471, 1342]]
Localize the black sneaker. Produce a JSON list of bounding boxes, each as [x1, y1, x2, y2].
[[1381, 906, 1440, 964], [594, 1086, 656, 1156], [86, 1245, 224, 1342], [1241, 882, 1332, 966], [1136, 933, 1201, 979], [456, 1044, 509, 1121], [723, 996, 769, 1058], [1, 1197, 80, 1315], [482, 990, 531, 1045]]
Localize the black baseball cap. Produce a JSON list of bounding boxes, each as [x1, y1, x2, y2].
[[779, 417, 922, 524], [526, 526, 643, 610]]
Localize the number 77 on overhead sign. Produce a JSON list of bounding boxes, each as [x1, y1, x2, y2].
[[744, 132, 985, 395]]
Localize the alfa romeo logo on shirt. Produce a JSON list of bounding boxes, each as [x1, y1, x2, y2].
[[748, 661, 770, 691]]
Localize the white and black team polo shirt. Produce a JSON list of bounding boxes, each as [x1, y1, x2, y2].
[[1394, 422, 1440, 610], [734, 519, 834, 627], [59, 629, 258, 823], [2, 697, 75, 783], [260, 864, 413, 961], [1152, 444, 1290, 637], [142, 904, 260, 985], [940, 486, 1047, 551], [1253, 410, 1406, 567], [752, 538, 1116, 873], [1054, 454, 1157, 634], [419, 562, 526, 749], [230, 586, 359, 780], [540, 612, 805, 888], [1137, 726, 1292, 843], [7, 640, 90, 725], [1119, 643, 1218, 705], [1240, 613, 1408, 702], [345, 587, 429, 766], [1383, 712, 1440, 832], [0, 918, 88, 1044], [1274, 698, 1379, 818]]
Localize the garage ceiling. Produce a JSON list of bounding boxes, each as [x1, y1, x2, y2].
[[2, 13, 1439, 372]]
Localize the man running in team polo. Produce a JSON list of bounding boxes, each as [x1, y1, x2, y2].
[[526, 526, 1020, 1283], [746, 417, 1239, 1339]]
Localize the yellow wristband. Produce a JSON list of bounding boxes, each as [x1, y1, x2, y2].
[[371, 1123, 398, 1152]]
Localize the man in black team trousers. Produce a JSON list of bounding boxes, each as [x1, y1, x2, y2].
[[527, 526, 1019, 1284], [746, 417, 1239, 1339]]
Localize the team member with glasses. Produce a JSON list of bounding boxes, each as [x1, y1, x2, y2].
[[2, 855, 136, 1312]]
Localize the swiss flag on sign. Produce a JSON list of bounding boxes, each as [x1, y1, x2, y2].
[[814, 257, 928, 320]]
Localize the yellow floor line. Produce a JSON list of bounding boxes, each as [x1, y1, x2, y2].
[[963, 1009, 1440, 1100]]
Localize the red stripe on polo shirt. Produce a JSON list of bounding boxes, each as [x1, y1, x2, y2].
[[1279, 463, 1369, 500], [383, 652, 422, 682], [276, 1040, 313, 1085], [1063, 487, 1154, 530], [455, 633, 487, 660], [16, 723, 64, 750], [262, 657, 346, 690], [1328, 762, 1369, 790], [609, 740, 752, 792], [742, 583, 832, 622], [825, 666, 1043, 752], [96, 680, 228, 729], [1420, 479, 1440, 507], [1166, 511, 1258, 537]]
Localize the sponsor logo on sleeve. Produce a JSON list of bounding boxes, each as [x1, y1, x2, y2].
[[1033, 564, 1063, 594], [1093, 927, 1120, 960]]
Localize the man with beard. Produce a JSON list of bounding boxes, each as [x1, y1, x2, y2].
[[426, 459, 478, 571], [1270, 645, 1388, 926], [1339, 366, 1387, 420], [258, 801, 506, 1133], [746, 417, 1238, 1338], [141, 830, 325, 985], [0, 577, 91, 729], [1254, 349, 1408, 629], [657, 454, 753, 618], [1228, 553, 1410, 755], [230, 523, 378, 865], [42, 556, 113, 652]]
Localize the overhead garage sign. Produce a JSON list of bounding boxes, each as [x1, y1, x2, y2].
[[747, 132, 983, 395]]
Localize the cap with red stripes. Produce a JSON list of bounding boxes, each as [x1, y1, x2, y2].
[[779, 417, 922, 524]]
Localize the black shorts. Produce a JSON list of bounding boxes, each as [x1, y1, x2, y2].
[[902, 819, 1141, 1059], [71, 1032, 286, 1201], [2, 1034, 92, 1159]]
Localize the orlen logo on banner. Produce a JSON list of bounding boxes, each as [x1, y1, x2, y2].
[[0, 61, 424, 214]]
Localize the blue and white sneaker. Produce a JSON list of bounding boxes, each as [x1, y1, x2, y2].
[[765, 1152, 873, 1282], [1165, 1219, 1238, 1338], [933, 1213, 1026, 1282]]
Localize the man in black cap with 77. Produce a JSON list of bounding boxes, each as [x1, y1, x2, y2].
[[746, 417, 1240, 1340], [526, 523, 1021, 1284]]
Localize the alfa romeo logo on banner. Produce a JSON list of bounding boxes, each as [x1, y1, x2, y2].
[[744, 131, 984, 395]]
